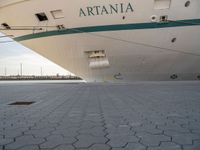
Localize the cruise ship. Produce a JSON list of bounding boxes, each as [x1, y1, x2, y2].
[[0, 0, 200, 82]]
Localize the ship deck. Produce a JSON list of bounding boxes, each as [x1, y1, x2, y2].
[[0, 81, 200, 150]]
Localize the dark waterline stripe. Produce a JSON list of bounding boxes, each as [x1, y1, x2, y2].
[[14, 19, 200, 42]]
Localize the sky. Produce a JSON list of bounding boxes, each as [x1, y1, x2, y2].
[[0, 33, 70, 76]]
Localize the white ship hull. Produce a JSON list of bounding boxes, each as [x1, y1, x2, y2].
[[0, 0, 200, 82]]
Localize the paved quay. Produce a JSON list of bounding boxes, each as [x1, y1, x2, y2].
[[0, 81, 200, 150]]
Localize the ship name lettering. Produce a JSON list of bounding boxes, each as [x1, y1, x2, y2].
[[79, 3, 134, 17]]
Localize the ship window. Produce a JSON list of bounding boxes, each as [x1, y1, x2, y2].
[[35, 12, 48, 21], [160, 15, 168, 22], [154, 0, 171, 10], [151, 15, 157, 22], [171, 38, 177, 43], [185, 1, 191, 7], [9, 101, 35, 106], [1, 23, 11, 29], [51, 10, 64, 19], [57, 24, 65, 30]]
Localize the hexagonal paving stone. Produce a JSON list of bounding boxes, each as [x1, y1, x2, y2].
[[57, 122, 81, 129], [106, 126, 135, 136], [25, 128, 53, 138], [78, 144, 111, 150], [136, 132, 170, 146], [40, 135, 75, 149], [64, 118, 82, 124], [183, 140, 200, 150], [112, 143, 146, 150], [132, 124, 163, 135], [158, 123, 190, 133], [183, 122, 200, 130], [173, 134, 200, 145], [0, 137, 13, 145], [2, 129, 24, 138], [107, 135, 139, 147], [167, 115, 189, 125], [3, 123, 29, 130], [80, 121, 103, 129], [191, 129, 200, 134], [165, 131, 200, 145], [52, 127, 79, 137], [17, 145, 39, 150], [53, 145, 74, 150], [74, 135, 108, 148], [147, 142, 181, 150], [5, 135, 44, 149], [84, 116, 102, 122], [32, 122, 58, 130], [78, 126, 106, 137], [105, 118, 127, 128]]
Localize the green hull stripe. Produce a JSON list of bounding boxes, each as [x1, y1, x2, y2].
[[14, 19, 200, 42]]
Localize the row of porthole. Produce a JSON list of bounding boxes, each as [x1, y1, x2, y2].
[[170, 74, 200, 80]]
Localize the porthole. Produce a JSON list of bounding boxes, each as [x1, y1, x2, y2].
[[122, 16, 126, 20], [171, 38, 177, 43], [151, 15, 157, 22], [152, 16, 156, 20], [185, 1, 191, 7], [170, 74, 178, 80]]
